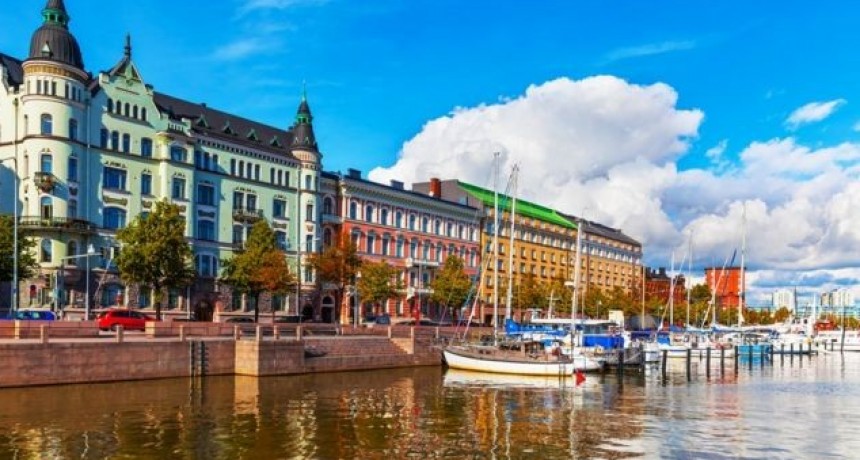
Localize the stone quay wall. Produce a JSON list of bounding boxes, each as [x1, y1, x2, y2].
[[0, 325, 448, 388]]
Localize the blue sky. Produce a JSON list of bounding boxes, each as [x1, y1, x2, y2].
[[3, 0, 860, 303]]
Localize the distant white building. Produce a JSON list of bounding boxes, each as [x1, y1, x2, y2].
[[821, 289, 856, 310], [772, 289, 795, 312]]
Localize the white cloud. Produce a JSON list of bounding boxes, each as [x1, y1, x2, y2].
[[369, 76, 860, 302], [604, 40, 696, 63], [853, 120, 860, 132], [211, 38, 270, 61], [785, 99, 846, 129], [238, 0, 328, 16]]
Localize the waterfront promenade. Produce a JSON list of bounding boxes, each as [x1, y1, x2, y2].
[[0, 321, 460, 388]]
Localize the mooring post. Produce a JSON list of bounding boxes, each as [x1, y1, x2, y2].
[[40, 325, 48, 344], [686, 348, 692, 382], [706, 347, 711, 379], [617, 349, 624, 376], [116, 325, 124, 344], [661, 350, 668, 381], [721, 347, 726, 375], [734, 346, 739, 374]]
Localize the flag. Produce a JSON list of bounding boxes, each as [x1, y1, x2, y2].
[[575, 369, 585, 386]]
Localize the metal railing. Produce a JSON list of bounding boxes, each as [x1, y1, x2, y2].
[[18, 216, 97, 234]]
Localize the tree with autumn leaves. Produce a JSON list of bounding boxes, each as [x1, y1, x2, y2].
[[220, 220, 296, 322], [430, 256, 473, 319], [356, 260, 403, 317], [305, 239, 362, 323]]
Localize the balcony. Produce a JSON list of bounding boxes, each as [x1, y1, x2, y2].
[[18, 216, 97, 235], [232, 207, 263, 223], [34, 172, 57, 193], [321, 212, 341, 225], [406, 286, 434, 298], [405, 258, 440, 268]]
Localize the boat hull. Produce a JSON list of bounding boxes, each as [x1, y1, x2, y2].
[[443, 346, 602, 376]]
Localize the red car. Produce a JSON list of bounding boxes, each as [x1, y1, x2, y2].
[[97, 309, 155, 331]]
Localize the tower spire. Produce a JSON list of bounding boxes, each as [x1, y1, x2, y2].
[[124, 33, 132, 59], [43, 0, 70, 28]]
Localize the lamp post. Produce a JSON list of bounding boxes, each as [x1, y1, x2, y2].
[[1, 156, 18, 314], [84, 244, 96, 320]]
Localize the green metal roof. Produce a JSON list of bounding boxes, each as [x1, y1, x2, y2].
[[458, 181, 577, 230]]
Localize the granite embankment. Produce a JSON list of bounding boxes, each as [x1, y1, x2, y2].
[[0, 321, 471, 388]]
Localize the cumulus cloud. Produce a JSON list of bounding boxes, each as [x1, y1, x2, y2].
[[785, 99, 846, 129], [369, 76, 860, 301]]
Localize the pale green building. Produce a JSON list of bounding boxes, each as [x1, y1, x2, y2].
[[0, 0, 322, 320]]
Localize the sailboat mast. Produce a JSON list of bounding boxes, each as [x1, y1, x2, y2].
[[687, 231, 692, 328], [492, 153, 500, 333], [572, 218, 583, 336], [670, 251, 675, 328], [505, 165, 518, 321], [739, 203, 746, 328]]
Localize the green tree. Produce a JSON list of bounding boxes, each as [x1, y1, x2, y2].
[[545, 278, 572, 316], [430, 256, 472, 316], [356, 260, 403, 316], [306, 239, 362, 323], [0, 215, 38, 286], [773, 306, 791, 323], [515, 274, 548, 315], [220, 220, 283, 321], [115, 201, 194, 320]]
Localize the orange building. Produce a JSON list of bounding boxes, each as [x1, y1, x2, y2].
[[645, 267, 686, 306], [705, 267, 742, 308]]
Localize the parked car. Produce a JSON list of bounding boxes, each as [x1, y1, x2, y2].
[[2, 309, 56, 321], [97, 309, 155, 331], [274, 315, 302, 323], [224, 316, 255, 323], [364, 314, 391, 328]]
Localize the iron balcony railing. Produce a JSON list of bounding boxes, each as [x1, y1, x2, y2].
[[18, 216, 97, 234]]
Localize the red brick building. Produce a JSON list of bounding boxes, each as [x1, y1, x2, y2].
[[705, 267, 741, 309]]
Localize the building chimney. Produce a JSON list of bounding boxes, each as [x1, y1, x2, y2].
[[429, 178, 441, 198]]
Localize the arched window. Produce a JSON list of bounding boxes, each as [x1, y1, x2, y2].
[[124, 102, 130, 117], [380, 209, 389, 226], [349, 202, 357, 220], [40, 154, 52, 173], [103, 207, 127, 230], [133, 105, 139, 119], [68, 118, 78, 141], [40, 196, 52, 219], [122, 133, 130, 153], [40, 114, 52, 135], [230, 159, 236, 175], [305, 174, 312, 190], [141, 138, 153, 157], [141, 108, 147, 121], [409, 215, 416, 230], [107, 98, 113, 112], [41, 239, 52, 263], [277, 170, 283, 185], [365, 205, 374, 223], [238, 160, 244, 177], [305, 203, 314, 222], [395, 211, 403, 228], [110, 131, 119, 150], [323, 228, 333, 247], [323, 197, 333, 215], [421, 217, 429, 233], [434, 220, 441, 235]]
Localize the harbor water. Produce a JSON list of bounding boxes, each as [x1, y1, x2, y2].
[[0, 352, 858, 459]]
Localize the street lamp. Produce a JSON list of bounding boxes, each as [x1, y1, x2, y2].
[[1, 156, 18, 314], [57, 243, 97, 320]]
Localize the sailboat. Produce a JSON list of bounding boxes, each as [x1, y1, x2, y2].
[[443, 163, 601, 375]]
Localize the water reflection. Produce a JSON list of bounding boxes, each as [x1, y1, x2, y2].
[[0, 354, 859, 458]]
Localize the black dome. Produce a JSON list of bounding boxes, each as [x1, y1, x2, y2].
[[28, 23, 84, 69]]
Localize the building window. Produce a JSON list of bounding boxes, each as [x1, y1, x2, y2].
[[232, 225, 244, 245], [273, 199, 287, 219], [122, 133, 131, 153], [410, 240, 417, 258], [141, 138, 153, 157], [197, 183, 215, 206], [366, 234, 375, 255], [365, 205, 374, 223], [40, 154, 52, 173], [103, 207, 127, 230], [141, 173, 152, 196], [349, 202, 357, 220], [305, 174, 312, 190], [40, 196, 52, 219], [381, 209, 389, 226], [111, 131, 119, 150], [246, 194, 257, 211], [171, 178, 186, 200], [382, 237, 390, 256], [67, 241, 79, 265], [68, 118, 78, 141], [395, 211, 403, 228], [107, 98, 113, 112], [238, 161, 245, 177], [133, 105, 139, 119], [100, 129, 108, 148], [232, 191, 244, 210], [254, 164, 261, 181], [409, 215, 416, 230], [323, 228, 333, 247], [68, 200, 77, 218], [170, 146, 187, 162], [422, 217, 428, 233], [68, 157, 78, 182], [323, 197, 333, 215], [40, 114, 52, 135], [435, 220, 441, 235], [41, 239, 52, 263], [275, 231, 288, 250], [306, 203, 313, 221], [306, 235, 313, 253], [230, 159, 236, 175], [103, 167, 127, 190], [396, 238, 404, 257], [141, 108, 147, 121], [197, 220, 216, 241]]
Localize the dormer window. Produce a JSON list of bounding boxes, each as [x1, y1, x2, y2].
[[270, 136, 281, 148], [222, 122, 235, 135], [247, 129, 259, 141], [196, 115, 209, 128]]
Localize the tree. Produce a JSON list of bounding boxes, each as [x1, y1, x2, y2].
[[545, 278, 572, 316], [773, 306, 791, 323], [251, 250, 296, 322], [356, 260, 403, 316], [0, 215, 38, 286], [115, 201, 194, 320], [306, 239, 362, 323], [515, 274, 547, 313], [430, 256, 473, 318], [221, 220, 290, 321]]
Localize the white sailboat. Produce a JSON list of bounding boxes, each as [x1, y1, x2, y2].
[[443, 162, 601, 375]]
